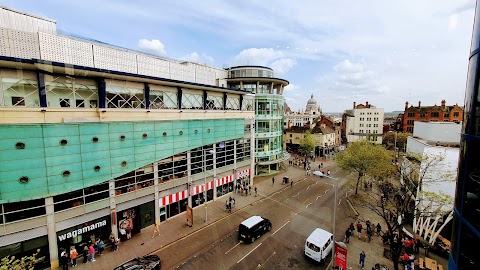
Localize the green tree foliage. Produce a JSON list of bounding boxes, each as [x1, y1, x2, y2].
[[383, 132, 412, 151], [298, 130, 316, 159], [335, 140, 394, 194], [0, 251, 38, 270]]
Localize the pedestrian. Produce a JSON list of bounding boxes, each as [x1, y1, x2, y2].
[[82, 246, 89, 264], [60, 251, 69, 270], [291, 180, 293, 187], [272, 177, 275, 186], [88, 243, 95, 262], [345, 228, 351, 243], [327, 170, 330, 176], [367, 226, 373, 242], [376, 223, 382, 236], [414, 237, 420, 253], [69, 246, 78, 267], [254, 186, 258, 197], [359, 251, 366, 269], [97, 239, 104, 256], [152, 221, 160, 238], [349, 223, 355, 233], [357, 222, 363, 234]]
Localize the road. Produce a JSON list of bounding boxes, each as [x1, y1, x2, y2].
[[153, 173, 355, 270]]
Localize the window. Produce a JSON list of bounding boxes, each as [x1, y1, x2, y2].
[[454, 112, 460, 117], [374, 124, 378, 127], [360, 124, 364, 127], [226, 96, 240, 110], [374, 118, 378, 121], [360, 118, 364, 121], [182, 92, 203, 109], [106, 80, 144, 109], [407, 120, 414, 124], [367, 118, 371, 121], [46, 75, 98, 108], [11, 96, 25, 106], [407, 112, 415, 117], [150, 87, 178, 109], [359, 129, 364, 133], [420, 113, 425, 118], [444, 113, 449, 117], [60, 98, 70, 107], [407, 127, 413, 132], [431, 112, 439, 117]]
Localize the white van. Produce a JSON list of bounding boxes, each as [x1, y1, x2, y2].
[[304, 228, 334, 263]]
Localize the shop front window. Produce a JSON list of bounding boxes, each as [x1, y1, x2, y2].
[[0, 70, 39, 107]]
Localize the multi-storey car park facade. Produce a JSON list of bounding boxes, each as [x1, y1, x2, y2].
[[0, 7, 264, 268], [225, 66, 290, 175]]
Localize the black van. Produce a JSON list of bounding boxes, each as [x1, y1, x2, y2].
[[238, 216, 272, 243]]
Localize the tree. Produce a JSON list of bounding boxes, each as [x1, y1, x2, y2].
[[0, 251, 38, 270], [298, 130, 316, 159], [335, 140, 394, 194], [347, 151, 455, 270], [383, 132, 411, 151]]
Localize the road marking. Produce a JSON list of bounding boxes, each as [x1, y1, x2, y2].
[[272, 221, 290, 235], [237, 242, 262, 264], [225, 242, 241, 254], [262, 251, 276, 266]]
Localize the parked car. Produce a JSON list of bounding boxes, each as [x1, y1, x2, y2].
[[238, 216, 272, 243], [113, 255, 161, 270]]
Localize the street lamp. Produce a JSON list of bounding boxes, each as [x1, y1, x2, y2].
[[313, 170, 339, 268], [203, 149, 215, 223]]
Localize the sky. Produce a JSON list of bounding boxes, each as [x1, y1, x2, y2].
[[1, 0, 476, 113]]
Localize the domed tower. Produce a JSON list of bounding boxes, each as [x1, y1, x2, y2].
[[305, 94, 321, 115]]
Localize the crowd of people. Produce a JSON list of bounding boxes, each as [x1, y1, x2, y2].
[[59, 235, 116, 269]]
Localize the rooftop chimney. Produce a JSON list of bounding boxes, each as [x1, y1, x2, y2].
[[405, 101, 409, 110], [418, 101, 421, 108], [353, 102, 356, 109], [366, 101, 369, 108], [441, 99, 446, 108]]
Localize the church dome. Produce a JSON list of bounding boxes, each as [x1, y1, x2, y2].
[[307, 94, 317, 105]]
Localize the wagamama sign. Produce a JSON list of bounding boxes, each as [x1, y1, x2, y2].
[[58, 220, 107, 241]]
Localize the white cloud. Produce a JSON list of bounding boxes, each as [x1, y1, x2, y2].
[[138, 39, 167, 56], [232, 48, 296, 74], [283, 83, 297, 92], [449, 15, 458, 30], [181, 52, 214, 64]]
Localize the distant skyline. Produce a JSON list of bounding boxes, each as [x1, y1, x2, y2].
[[0, 0, 474, 112]]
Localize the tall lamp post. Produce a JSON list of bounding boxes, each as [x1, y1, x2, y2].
[[203, 149, 215, 222], [313, 170, 339, 268]]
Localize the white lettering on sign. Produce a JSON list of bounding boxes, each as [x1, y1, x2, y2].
[[58, 220, 107, 241], [237, 170, 249, 179]]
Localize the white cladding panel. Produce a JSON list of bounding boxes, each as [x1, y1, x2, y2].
[[38, 31, 70, 63], [413, 122, 461, 143], [0, 27, 39, 59], [0, 7, 56, 34]]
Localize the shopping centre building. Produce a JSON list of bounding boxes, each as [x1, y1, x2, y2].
[[0, 6, 288, 268]]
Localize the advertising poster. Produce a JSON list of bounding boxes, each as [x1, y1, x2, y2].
[[335, 244, 347, 270]]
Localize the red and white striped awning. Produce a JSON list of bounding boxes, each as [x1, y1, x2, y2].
[[189, 180, 214, 196], [159, 190, 188, 207], [216, 174, 234, 186]]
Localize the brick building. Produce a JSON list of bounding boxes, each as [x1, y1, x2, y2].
[[402, 100, 463, 133]]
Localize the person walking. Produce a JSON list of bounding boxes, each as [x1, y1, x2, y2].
[[272, 177, 275, 186], [376, 223, 382, 236], [152, 221, 160, 238], [69, 246, 78, 267], [290, 180, 293, 187], [367, 226, 373, 242], [248, 185, 251, 195], [359, 251, 366, 270], [327, 169, 331, 176], [345, 228, 351, 243], [254, 186, 258, 197], [88, 243, 96, 262]]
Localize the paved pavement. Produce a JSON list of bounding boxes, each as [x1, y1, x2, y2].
[[66, 157, 448, 270]]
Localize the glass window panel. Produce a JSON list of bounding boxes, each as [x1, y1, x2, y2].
[[182, 92, 203, 109], [1, 75, 39, 107]]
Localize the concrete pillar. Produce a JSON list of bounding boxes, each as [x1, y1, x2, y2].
[[270, 82, 274, 93], [256, 81, 259, 93], [212, 146, 217, 200], [153, 162, 160, 224], [45, 197, 59, 269], [108, 179, 118, 237], [187, 151, 192, 207], [250, 118, 255, 184], [240, 81, 243, 90], [233, 139, 237, 192]]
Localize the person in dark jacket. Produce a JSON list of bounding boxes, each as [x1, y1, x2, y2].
[[345, 228, 351, 243], [60, 252, 69, 270], [82, 245, 89, 264]]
